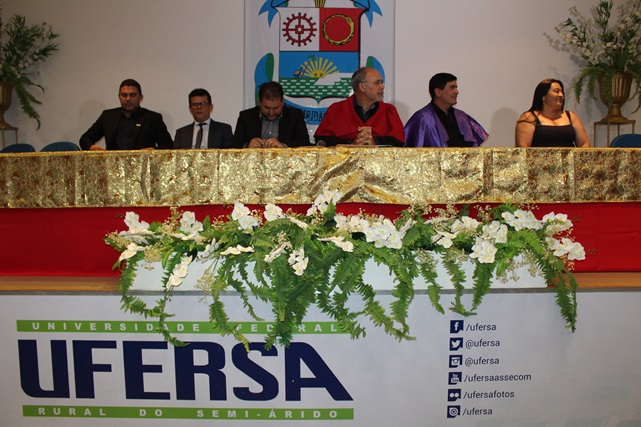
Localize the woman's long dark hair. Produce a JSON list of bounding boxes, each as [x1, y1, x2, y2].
[[529, 78, 565, 113]]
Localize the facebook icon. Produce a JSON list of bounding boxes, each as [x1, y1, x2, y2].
[[450, 320, 464, 334]]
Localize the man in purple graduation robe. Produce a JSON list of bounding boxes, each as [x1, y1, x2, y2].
[[404, 73, 488, 148]]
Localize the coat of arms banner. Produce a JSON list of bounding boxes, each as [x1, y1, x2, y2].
[[243, 0, 396, 134]]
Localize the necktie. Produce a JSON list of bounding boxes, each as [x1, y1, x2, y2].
[[195, 122, 204, 148]]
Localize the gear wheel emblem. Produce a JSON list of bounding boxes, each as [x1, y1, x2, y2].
[[282, 13, 316, 47]]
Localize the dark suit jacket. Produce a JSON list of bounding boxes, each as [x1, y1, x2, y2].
[[173, 119, 233, 149], [79, 107, 173, 150], [231, 105, 310, 148]]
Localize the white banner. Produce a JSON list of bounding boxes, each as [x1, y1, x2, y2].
[[2, 290, 641, 426], [243, 0, 396, 134]]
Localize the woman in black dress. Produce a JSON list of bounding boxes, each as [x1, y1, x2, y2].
[[515, 79, 590, 148]]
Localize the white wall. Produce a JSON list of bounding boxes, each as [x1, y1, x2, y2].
[[3, 0, 639, 149]]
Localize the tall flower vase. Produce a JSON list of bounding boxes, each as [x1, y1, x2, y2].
[[0, 81, 18, 130], [598, 71, 633, 123]]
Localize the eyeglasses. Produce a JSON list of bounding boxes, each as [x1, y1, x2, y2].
[[190, 102, 210, 108], [361, 80, 384, 86]]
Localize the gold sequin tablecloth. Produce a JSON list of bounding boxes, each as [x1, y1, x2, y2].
[[1, 147, 640, 208]]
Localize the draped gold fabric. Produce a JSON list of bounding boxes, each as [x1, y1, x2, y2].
[[2, 147, 641, 208]]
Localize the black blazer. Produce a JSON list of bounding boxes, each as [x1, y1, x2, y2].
[[173, 119, 233, 149], [79, 107, 173, 150], [231, 105, 310, 148]]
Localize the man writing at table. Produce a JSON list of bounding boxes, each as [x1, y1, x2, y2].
[[314, 67, 405, 147], [232, 81, 310, 148], [80, 78, 173, 151]]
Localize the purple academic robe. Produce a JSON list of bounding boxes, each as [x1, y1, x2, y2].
[[404, 103, 488, 147]]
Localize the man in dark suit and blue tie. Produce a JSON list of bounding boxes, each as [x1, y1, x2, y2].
[[173, 88, 233, 149]]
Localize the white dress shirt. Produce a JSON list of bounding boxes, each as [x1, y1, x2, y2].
[[192, 119, 211, 148]]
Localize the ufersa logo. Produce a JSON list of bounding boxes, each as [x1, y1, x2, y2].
[[18, 340, 353, 401]]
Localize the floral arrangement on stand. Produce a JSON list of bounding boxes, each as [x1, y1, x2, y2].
[[551, 0, 641, 113], [0, 11, 59, 128], [106, 191, 585, 350]]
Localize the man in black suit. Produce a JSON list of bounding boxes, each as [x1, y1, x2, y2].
[[173, 88, 233, 149], [232, 81, 310, 148], [79, 78, 173, 150]]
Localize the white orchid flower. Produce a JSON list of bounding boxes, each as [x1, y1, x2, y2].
[[551, 238, 586, 261], [124, 212, 151, 234], [289, 217, 309, 230], [264, 203, 285, 221], [431, 230, 457, 248], [118, 242, 144, 262], [220, 245, 255, 256], [451, 216, 480, 234], [264, 242, 292, 263], [482, 221, 508, 244], [237, 214, 260, 231], [318, 236, 354, 252], [166, 275, 183, 288], [502, 210, 542, 231], [179, 211, 203, 235], [470, 238, 498, 264], [198, 238, 219, 261], [542, 212, 573, 235], [288, 247, 309, 276], [308, 190, 342, 215], [231, 202, 251, 220]]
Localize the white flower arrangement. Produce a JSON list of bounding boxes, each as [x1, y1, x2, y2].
[[550, 0, 641, 109], [0, 14, 59, 128], [106, 193, 585, 349], [555, 0, 641, 70]]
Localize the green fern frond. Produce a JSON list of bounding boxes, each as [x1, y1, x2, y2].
[[427, 284, 445, 314], [551, 269, 578, 332], [387, 251, 417, 328], [471, 261, 495, 311], [441, 253, 473, 316], [332, 252, 365, 292], [118, 256, 141, 295]]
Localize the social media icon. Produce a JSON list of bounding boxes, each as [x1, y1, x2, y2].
[[449, 354, 463, 368], [447, 405, 460, 419], [448, 388, 461, 402], [448, 371, 461, 385], [450, 337, 463, 351], [450, 320, 464, 334]]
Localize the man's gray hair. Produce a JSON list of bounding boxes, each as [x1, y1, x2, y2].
[[350, 67, 369, 93]]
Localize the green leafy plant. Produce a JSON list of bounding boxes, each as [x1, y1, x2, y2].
[[551, 0, 641, 109], [0, 13, 59, 128], [106, 192, 585, 350]]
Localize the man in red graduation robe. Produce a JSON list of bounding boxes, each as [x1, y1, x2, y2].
[[314, 67, 405, 147]]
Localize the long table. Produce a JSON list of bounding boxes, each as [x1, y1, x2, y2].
[[2, 147, 641, 276], [2, 147, 641, 208], [2, 147, 641, 426]]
